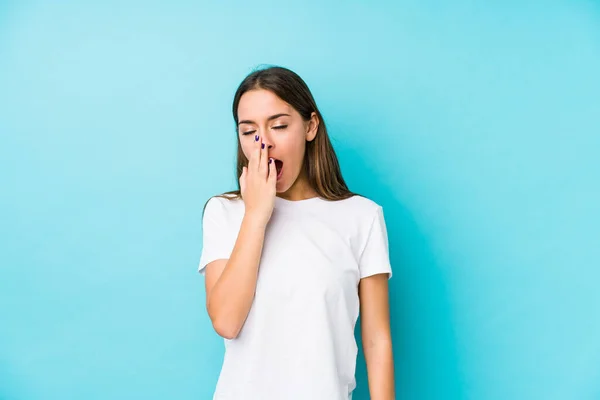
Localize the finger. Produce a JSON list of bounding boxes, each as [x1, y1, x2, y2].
[[249, 135, 261, 171], [268, 157, 277, 184], [259, 138, 269, 176]]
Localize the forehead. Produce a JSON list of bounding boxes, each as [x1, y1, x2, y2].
[[237, 89, 293, 120]]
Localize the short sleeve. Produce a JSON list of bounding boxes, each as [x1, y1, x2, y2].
[[198, 197, 236, 275], [358, 206, 393, 279]]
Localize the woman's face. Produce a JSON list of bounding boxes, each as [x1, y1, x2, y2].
[[237, 89, 318, 193]]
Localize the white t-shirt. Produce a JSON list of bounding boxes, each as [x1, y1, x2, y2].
[[198, 194, 392, 400]]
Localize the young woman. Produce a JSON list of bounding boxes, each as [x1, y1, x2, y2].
[[198, 66, 395, 400]]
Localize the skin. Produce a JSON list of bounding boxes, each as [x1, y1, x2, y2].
[[237, 88, 319, 201], [204, 89, 394, 399]]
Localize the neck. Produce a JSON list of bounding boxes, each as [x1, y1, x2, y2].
[[278, 169, 318, 201]]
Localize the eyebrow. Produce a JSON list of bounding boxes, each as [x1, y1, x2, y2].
[[238, 113, 291, 126]]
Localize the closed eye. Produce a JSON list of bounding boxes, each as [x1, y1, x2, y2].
[[241, 125, 286, 135]]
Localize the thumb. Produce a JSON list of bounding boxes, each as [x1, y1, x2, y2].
[[268, 158, 277, 184]]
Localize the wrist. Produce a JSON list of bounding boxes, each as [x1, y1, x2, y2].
[[243, 212, 268, 230]]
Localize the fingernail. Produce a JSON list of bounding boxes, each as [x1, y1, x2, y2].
[[261, 143, 265, 149], [269, 158, 273, 164], [255, 135, 259, 141]]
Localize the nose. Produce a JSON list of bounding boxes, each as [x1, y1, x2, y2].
[[261, 131, 275, 149]]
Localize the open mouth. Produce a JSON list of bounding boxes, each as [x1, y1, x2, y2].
[[274, 159, 284, 180]]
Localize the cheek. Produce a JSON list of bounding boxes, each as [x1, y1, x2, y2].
[[282, 129, 306, 154], [240, 139, 253, 160], [280, 139, 306, 170], [292, 135, 307, 158]]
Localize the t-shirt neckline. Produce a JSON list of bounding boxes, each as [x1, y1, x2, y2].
[[274, 195, 324, 207]]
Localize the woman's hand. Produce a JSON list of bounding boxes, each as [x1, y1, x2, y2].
[[239, 134, 277, 227]]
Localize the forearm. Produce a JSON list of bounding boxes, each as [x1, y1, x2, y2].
[[364, 338, 395, 399], [207, 213, 266, 337]]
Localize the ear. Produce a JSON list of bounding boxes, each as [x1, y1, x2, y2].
[[305, 112, 319, 142]]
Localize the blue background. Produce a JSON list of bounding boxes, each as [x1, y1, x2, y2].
[[1, 1, 599, 399]]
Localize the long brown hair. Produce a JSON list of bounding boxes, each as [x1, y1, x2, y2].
[[210, 65, 359, 208]]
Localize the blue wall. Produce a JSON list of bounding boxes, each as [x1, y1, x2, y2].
[[1, 1, 599, 399]]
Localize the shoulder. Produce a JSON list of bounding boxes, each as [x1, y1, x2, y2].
[[203, 194, 244, 218], [323, 194, 385, 230], [341, 194, 382, 211], [332, 194, 383, 217]]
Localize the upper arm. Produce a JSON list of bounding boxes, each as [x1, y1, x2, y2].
[[198, 198, 232, 270], [357, 205, 393, 339], [204, 259, 228, 304], [198, 196, 237, 306], [359, 273, 392, 342], [198, 195, 236, 278], [358, 206, 392, 280]]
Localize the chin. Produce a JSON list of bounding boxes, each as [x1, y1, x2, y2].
[[275, 180, 289, 193]]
